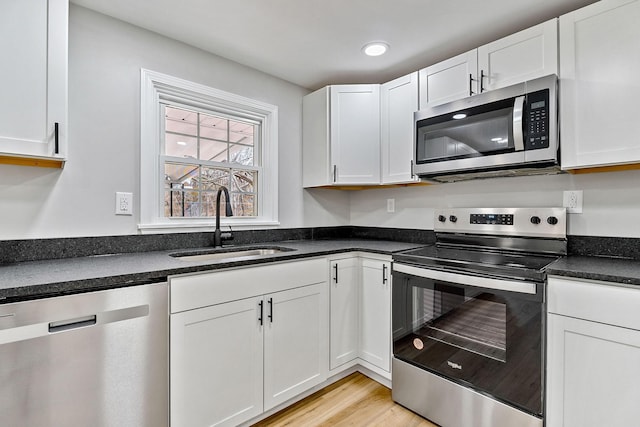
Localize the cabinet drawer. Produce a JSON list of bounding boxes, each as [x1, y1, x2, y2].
[[548, 276, 640, 330], [170, 258, 327, 313]]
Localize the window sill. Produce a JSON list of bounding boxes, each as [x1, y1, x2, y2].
[[138, 220, 281, 234]]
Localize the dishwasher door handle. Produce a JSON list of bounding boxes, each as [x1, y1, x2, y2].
[[0, 304, 149, 345], [49, 315, 97, 333]]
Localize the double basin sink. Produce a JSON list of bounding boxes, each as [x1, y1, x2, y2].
[[170, 246, 295, 263]]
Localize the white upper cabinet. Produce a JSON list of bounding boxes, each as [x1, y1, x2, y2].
[[380, 72, 420, 184], [419, 50, 478, 108], [0, 0, 67, 162], [559, 0, 640, 170], [479, 19, 558, 92], [419, 19, 558, 109], [302, 85, 380, 187]]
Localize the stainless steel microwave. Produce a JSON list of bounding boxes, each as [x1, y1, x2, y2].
[[413, 74, 558, 182]]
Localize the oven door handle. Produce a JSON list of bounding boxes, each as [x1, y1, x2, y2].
[[393, 263, 537, 295]]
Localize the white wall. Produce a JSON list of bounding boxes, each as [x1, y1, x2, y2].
[[2, 5, 637, 241], [0, 5, 347, 240], [349, 169, 640, 237]]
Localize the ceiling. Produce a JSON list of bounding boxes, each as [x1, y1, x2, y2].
[[70, 0, 597, 90]]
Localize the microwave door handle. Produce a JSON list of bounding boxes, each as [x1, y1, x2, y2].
[[513, 95, 525, 151]]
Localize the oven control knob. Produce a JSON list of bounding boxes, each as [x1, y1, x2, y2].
[[449, 215, 458, 223], [547, 216, 559, 225], [438, 215, 447, 223], [530, 216, 541, 225]]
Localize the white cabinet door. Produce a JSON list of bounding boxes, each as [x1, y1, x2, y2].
[[559, 0, 640, 169], [329, 257, 360, 370], [170, 297, 264, 427], [263, 283, 328, 410], [302, 85, 380, 186], [381, 72, 419, 184], [0, 0, 67, 160], [478, 19, 558, 92], [302, 87, 330, 187], [330, 85, 381, 184], [547, 314, 640, 427], [419, 50, 478, 108], [359, 258, 391, 372]]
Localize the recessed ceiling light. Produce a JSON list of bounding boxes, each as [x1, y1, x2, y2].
[[452, 113, 467, 120], [362, 42, 389, 57], [176, 141, 187, 146]]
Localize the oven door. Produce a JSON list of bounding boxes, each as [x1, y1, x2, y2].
[[392, 263, 544, 416]]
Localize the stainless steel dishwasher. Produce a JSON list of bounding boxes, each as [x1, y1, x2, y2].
[[0, 282, 168, 427]]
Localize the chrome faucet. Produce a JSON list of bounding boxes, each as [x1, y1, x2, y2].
[[214, 186, 233, 247]]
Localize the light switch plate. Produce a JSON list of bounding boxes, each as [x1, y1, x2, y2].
[[115, 192, 133, 215]]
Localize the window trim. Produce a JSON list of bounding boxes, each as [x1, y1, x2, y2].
[[140, 69, 279, 232]]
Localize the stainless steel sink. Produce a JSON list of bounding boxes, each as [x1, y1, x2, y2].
[[171, 247, 294, 262]]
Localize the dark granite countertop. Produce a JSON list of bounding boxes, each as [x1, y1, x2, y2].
[[0, 239, 423, 303], [547, 256, 640, 286]]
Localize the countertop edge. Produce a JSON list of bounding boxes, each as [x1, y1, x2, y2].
[[0, 241, 420, 303]]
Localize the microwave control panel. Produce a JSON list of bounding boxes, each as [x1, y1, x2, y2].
[[525, 89, 549, 150]]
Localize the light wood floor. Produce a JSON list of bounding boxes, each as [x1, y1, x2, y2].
[[253, 372, 437, 427]]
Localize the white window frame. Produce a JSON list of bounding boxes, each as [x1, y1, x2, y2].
[[139, 69, 279, 232]]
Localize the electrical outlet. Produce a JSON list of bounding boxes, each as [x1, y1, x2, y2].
[[387, 198, 395, 213], [115, 192, 133, 215], [563, 190, 583, 214]]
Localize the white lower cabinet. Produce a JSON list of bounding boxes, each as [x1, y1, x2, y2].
[[328, 255, 392, 377], [329, 257, 360, 370], [264, 283, 328, 410], [171, 297, 264, 427], [547, 276, 640, 427], [360, 258, 391, 372], [169, 259, 328, 427]]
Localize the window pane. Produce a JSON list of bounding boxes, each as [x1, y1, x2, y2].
[[229, 120, 254, 143], [231, 170, 255, 193], [229, 144, 253, 165], [200, 115, 228, 140], [165, 133, 197, 158], [164, 190, 184, 217], [183, 190, 200, 217], [200, 167, 229, 191], [165, 163, 199, 189], [165, 106, 197, 135], [200, 138, 228, 162], [201, 191, 217, 217], [232, 193, 256, 216]]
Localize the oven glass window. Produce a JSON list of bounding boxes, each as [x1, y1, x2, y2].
[[412, 284, 507, 362]]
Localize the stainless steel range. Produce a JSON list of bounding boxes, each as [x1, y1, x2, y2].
[[392, 207, 566, 427]]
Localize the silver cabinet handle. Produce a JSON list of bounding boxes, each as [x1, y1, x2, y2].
[[333, 165, 337, 183], [513, 95, 525, 151]]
